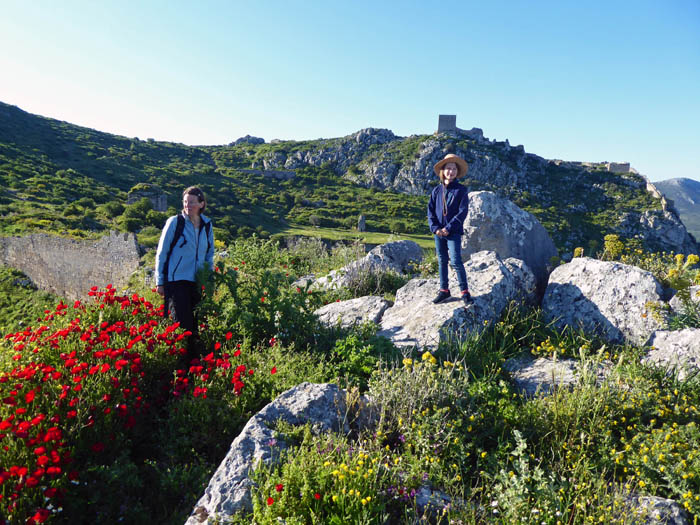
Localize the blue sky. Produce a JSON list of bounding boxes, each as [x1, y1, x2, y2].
[[1, 0, 699, 182]]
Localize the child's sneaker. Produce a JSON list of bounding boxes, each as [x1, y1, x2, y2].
[[461, 291, 474, 307], [432, 290, 451, 304]]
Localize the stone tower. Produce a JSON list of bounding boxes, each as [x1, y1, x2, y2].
[[437, 115, 457, 134]]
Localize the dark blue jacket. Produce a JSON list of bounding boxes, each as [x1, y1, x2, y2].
[[427, 181, 469, 235]]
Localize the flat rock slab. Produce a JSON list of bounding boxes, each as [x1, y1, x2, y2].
[[645, 328, 700, 381], [378, 251, 536, 350], [504, 354, 612, 396], [314, 296, 391, 329], [542, 257, 666, 346], [186, 383, 363, 524]]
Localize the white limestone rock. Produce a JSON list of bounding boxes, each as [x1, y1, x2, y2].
[[462, 191, 558, 295], [542, 257, 666, 345], [504, 355, 611, 397], [314, 296, 391, 329], [378, 251, 536, 350], [314, 240, 423, 291], [186, 383, 375, 524], [621, 494, 689, 525], [645, 328, 700, 381], [669, 285, 700, 313]]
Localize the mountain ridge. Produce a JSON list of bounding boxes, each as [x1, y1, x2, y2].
[[1, 100, 697, 256], [653, 178, 700, 240]]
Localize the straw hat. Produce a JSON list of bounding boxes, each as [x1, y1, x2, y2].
[[433, 154, 469, 179]]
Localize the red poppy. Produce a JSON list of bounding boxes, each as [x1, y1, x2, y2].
[[270, 367, 277, 375], [225, 331, 233, 340], [275, 483, 284, 492], [267, 497, 274, 506], [314, 492, 321, 500]]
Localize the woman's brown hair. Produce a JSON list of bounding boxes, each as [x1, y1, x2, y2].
[[182, 186, 206, 213]]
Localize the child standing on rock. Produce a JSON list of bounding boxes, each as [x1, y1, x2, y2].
[[427, 154, 473, 306]]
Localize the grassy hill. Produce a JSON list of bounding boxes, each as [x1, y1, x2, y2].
[[0, 101, 429, 247], [0, 100, 680, 256]]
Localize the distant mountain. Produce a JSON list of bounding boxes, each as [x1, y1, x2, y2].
[[653, 178, 700, 240], [0, 100, 697, 255]]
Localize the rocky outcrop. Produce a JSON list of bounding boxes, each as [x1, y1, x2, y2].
[[618, 209, 697, 255], [314, 240, 423, 291], [462, 191, 557, 295], [504, 355, 611, 396], [0, 231, 142, 300], [314, 296, 391, 329], [126, 184, 167, 212], [645, 329, 700, 380], [378, 251, 536, 349], [186, 383, 376, 524], [230, 135, 265, 146], [542, 258, 666, 345]]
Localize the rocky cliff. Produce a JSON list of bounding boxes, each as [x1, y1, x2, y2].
[[233, 127, 697, 255], [0, 231, 142, 300]]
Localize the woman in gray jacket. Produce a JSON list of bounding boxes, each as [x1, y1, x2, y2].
[[155, 186, 214, 359]]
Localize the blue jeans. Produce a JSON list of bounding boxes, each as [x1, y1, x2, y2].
[[434, 232, 469, 292]]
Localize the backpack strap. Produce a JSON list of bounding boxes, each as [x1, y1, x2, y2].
[[162, 214, 186, 283], [204, 219, 212, 256]]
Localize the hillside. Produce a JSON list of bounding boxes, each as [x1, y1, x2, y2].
[[1, 101, 696, 255], [653, 178, 700, 240]]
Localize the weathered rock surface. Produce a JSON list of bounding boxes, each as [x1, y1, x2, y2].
[[186, 383, 375, 524], [126, 184, 167, 211], [669, 285, 700, 313], [378, 251, 536, 349], [618, 208, 698, 255], [230, 134, 265, 146], [621, 494, 689, 525], [314, 240, 423, 291], [0, 231, 142, 300], [314, 296, 391, 329], [504, 355, 612, 396], [461, 191, 557, 296], [645, 329, 700, 381], [414, 485, 455, 520], [542, 258, 666, 345]]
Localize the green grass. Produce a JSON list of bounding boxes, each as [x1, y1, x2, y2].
[[274, 223, 435, 250]]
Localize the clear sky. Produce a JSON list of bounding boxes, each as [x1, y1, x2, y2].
[[1, 0, 699, 182]]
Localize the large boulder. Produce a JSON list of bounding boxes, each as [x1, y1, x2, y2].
[[378, 251, 536, 349], [315, 240, 423, 291], [186, 383, 375, 524], [542, 258, 666, 345], [645, 329, 700, 381], [461, 191, 558, 296], [314, 296, 391, 329]]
